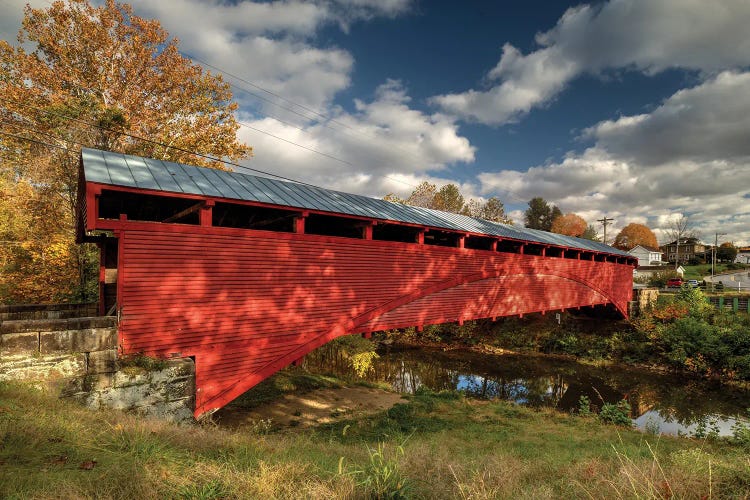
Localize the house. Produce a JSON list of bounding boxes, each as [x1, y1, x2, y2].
[[634, 265, 684, 280], [627, 245, 665, 267], [735, 247, 750, 264], [660, 237, 706, 264]]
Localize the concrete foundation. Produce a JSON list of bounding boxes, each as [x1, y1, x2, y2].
[[0, 304, 195, 423]]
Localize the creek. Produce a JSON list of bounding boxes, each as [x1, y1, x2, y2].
[[304, 345, 750, 437]]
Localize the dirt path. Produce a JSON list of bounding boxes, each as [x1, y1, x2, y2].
[[217, 386, 406, 429]]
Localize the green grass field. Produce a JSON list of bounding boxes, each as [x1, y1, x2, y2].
[[1, 373, 748, 499]]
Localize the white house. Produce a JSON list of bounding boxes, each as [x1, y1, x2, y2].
[[633, 265, 684, 280], [627, 245, 665, 267]]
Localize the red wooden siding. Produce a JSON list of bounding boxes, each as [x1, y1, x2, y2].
[[114, 221, 633, 417]]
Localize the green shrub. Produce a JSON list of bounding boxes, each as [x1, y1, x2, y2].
[[599, 400, 632, 427]]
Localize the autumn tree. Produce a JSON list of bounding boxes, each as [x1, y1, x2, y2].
[[386, 183, 512, 223], [405, 182, 437, 208], [0, 0, 250, 303], [581, 225, 599, 241], [432, 184, 465, 213], [717, 242, 738, 263], [524, 197, 561, 231], [477, 197, 512, 223], [664, 215, 697, 268], [613, 223, 658, 250], [550, 213, 587, 237]]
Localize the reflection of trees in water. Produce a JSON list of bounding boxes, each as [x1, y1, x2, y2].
[[305, 344, 750, 425]]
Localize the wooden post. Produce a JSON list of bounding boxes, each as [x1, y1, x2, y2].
[[457, 234, 466, 248], [294, 211, 308, 234], [416, 230, 425, 245], [98, 243, 106, 316], [200, 200, 214, 227], [362, 222, 374, 240], [519, 244, 525, 255], [490, 239, 498, 251]]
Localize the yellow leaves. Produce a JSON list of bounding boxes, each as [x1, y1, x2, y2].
[[1, 0, 254, 303]]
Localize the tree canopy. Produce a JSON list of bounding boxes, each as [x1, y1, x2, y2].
[[717, 242, 738, 262], [0, 0, 251, 303], [384, 184, 512, 223], [524, 197, 561, 231], [550, 213, 587, 237], [613, 223, 658, 250]]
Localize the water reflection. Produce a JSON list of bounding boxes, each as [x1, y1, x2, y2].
[[304, 346, 750, 437]]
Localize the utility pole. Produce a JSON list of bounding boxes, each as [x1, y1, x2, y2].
[[597, 216, 614, 245], [712, 232, 726, 280]]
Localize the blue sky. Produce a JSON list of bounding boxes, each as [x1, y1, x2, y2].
[[3, 0, 750, 245]]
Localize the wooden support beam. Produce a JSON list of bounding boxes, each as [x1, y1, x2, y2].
[[457, 234, 466, 248], [519, 244, 525, 255], [416, 230, 425, 245], [163, 201, 205, 223], [490, 239, 498, 251]]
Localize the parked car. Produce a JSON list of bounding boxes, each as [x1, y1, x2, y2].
[[667, 278, 684, 288], [687, 279, 699, 288]]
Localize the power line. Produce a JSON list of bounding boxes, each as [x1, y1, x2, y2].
[[0, 97, 325, 188], [597, 216, 614, 245], [0, 130, 77, 154]]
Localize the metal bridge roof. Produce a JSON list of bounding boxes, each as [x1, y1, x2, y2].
[[81, 148, 629, 256]]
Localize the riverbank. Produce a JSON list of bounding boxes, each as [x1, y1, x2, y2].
[[376, 285, 750, 386], [2, 372, 749, 499]]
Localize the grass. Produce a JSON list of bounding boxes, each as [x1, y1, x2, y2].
[[1, 376, 750, 499], [682, 263, 747, 280]]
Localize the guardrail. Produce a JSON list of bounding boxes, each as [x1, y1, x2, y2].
[[707, 295, 750, 313]]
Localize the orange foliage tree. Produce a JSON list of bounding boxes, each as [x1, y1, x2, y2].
[[0, 0, 251, 303], [613, 223, 658, 250], [550, 213, 587, 237]]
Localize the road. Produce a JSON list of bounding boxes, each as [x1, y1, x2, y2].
[[704, 270, 750, 291]]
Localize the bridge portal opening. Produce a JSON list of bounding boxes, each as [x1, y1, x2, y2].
[[212, 202, 296, 232], [98, 190, 200, 225]]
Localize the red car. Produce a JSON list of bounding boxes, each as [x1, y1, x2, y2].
[[666, 278, 684, 288]]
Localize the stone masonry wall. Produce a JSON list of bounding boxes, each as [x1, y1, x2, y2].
[[0, 306, 195, 423]]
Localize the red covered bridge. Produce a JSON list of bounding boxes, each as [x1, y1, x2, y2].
[[77, 148, 636, 417]]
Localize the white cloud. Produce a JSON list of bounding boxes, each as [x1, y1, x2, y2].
[[585, 71, 750, 165], [478, 72, 750, 244], [432, 0, 750, 124], [236, 80, 476, 198]]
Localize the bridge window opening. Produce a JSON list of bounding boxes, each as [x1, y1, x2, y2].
[[594, 254, 606, 262], [546, 247, 564, 258], [496, 240, 523, 254], [372, 223, 422, 243], [305, 214, 363, 239], [563, 249, 579, 260], [424, 229, 459, 247], [524, 243, 545, 256], [465, 235, 495, 250], [212, 202, 295, 232], [98, 190, 200, 224]]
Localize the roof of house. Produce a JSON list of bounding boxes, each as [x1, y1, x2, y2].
[[628, 245, 662, 253], [81, 148, 630, 256]]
